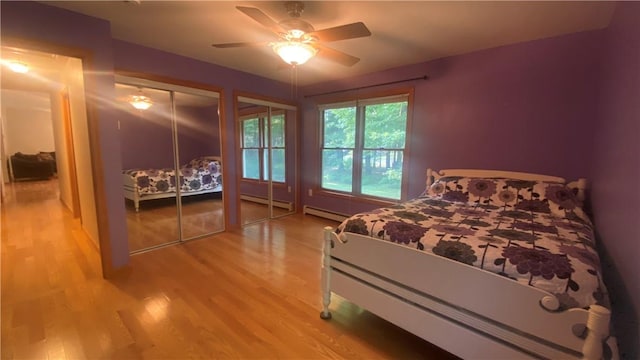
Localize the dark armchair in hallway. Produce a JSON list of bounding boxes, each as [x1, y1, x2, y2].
[[8, 152, 56, 181]]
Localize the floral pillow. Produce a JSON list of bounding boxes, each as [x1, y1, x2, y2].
[[186, 157, 222, 175], [426, 177, 589, 222]]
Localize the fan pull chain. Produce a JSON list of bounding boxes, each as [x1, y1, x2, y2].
[[290, 65, 299, 99]]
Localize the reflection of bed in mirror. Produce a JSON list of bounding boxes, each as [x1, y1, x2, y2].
[[123, 156, 222, 212]]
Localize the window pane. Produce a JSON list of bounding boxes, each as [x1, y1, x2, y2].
[[361, 150, 403, 200], [242, 149, 260, 179], [265, 149, 285, 182], [364, 101, 407, 149], [270, 114, 285, 147], [323, 107, 356, 148], [243, 118, 260, 147], [321, 149, 353, 192]]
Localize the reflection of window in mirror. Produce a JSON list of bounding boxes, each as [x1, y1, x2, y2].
[[236, 95, 297, 226], [239, 109, 286, 183]]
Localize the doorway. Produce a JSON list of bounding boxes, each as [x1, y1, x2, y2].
[[1, 46, 96, 245]]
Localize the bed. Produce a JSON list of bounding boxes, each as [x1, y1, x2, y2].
[[320, 168, 617, 359], [123, 156, 222, 212]]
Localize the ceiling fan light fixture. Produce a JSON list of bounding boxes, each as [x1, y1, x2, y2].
[[288, 29, 306, 39], [129, 94, 153, 110], [272, 41, 317, 65], [8, 61, 29, 74]]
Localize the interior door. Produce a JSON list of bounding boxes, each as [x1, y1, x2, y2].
[[118, 77, 223, 253], [118, 83, 180, 252], [238, 100, 270, 224], [174, 91, 224, 240], [236, 95, 297, 225], [267, 104, 296, 219]]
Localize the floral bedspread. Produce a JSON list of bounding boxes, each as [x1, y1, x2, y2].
[[124, 158, 222, 195], [336, 177, 608, 310]]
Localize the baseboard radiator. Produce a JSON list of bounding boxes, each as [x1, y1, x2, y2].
[[302, 205, 348, 222], [240, 195, 292, 211]]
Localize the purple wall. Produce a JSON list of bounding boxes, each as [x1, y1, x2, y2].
[[119, 103, 220, 170], [591, 2, 640, 358], [1, 1, 130, 271], [112, 40, 293, 225], [300, 29, 604, 215], [119, 103, 175, 169], [176, 104, 220, 165]]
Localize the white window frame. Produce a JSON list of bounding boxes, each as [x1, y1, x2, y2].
[[239, 110, 286, 183], [319, 92, 411, 201]]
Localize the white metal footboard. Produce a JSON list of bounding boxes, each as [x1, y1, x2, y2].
[[320, 227, 613, 360]]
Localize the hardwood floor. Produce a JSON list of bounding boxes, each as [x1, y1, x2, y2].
[[125, 193, 226, 252], [126, 195, 293, 251], [239, 200, 293, 225], [1, 179, 458, 359]]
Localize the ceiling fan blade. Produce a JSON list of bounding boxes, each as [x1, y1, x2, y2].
[[315, 44, 361, 67], [309, 22, 371, 42], [236, 6, 285, 35], [212, 41, 270, 48]]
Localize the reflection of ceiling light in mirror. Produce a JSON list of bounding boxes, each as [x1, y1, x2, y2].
[[272, 42, 317, 66], [8, 61, 29, 73], [129, 95, 152, 110]]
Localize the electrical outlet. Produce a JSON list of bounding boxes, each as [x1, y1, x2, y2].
[[288, 186, 291, 193], [308, 189, 313, 197]]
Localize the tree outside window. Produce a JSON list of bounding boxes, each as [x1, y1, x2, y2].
[[320, 94, 409, 200]]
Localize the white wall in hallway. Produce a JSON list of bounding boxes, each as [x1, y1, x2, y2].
[[50, 91, 73, 211], [64, 57, 100, 248], [2, 90, 55, 155]]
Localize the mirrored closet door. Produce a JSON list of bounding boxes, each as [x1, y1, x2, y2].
[[236, 95, 297, 225], [116, 76, 224, 253], [174, 91, 223, 240]]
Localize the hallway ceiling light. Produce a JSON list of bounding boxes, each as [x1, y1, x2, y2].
[[8, 61, 29, 73]]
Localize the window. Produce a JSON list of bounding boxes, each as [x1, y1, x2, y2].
[[240, 111, 286, 182], [320, 94, 409, 200]]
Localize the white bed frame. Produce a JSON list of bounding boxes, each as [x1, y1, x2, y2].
[[320, 168, 617, 360], [123, 174, 222, 212]]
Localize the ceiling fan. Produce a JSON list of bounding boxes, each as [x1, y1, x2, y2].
[[212, 1, 371, 67]]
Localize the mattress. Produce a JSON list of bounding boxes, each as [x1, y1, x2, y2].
[[123, 158, 222, 195], [336, 177, 609, 310]]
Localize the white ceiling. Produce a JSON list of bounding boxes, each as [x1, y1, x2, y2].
[[6, 1, 617, 88]]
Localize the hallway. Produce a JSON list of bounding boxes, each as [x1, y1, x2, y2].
[[1, 179, 103, 358]]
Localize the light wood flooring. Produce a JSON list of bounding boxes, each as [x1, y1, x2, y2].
[[239, 200, 293, 226], [126, 194, 294, 252], [125, 194, 226, 252], [1, 179, 458, 359]]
